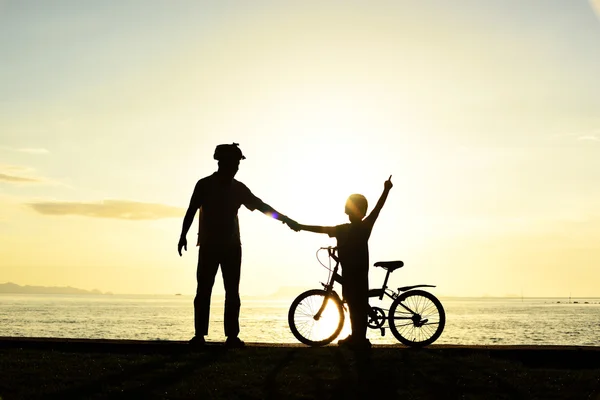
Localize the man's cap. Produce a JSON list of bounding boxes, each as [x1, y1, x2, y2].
[[214, 142, 246, 161]]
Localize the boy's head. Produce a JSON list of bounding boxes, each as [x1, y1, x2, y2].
[[345, 194, 368, 221]]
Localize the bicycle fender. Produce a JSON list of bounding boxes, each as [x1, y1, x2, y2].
[[327, 291, 347, 311], [329, 290, 343, 304], [398, 284, 436, 292]]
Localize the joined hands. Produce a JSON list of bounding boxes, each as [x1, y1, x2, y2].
[[281, 215, 301, 232]]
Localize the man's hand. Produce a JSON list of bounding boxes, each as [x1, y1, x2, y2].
[[178, 236, 187, 256], [384, 175, 393, 191]]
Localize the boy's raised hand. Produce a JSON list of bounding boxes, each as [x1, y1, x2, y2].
[[384, 175, 393, 191]]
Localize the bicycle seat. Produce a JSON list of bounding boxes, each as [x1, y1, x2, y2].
[[373, 261, 404, 271]]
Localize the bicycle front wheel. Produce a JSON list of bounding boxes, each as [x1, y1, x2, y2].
[[288, 289, 345, 346], [388, 290, 445, 347]]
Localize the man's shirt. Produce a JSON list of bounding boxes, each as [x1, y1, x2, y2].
[[190, 173, 263, 246]]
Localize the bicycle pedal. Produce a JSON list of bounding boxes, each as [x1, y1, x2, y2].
[[380, 328, 385, 337]]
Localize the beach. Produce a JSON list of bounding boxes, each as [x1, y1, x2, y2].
[[1, 337, 599, 399]]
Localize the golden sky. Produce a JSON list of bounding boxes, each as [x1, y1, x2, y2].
[[1, 1, 600, 296]]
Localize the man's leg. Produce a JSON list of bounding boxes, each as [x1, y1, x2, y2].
[[221, 244, 242, 339], [194, 246, 220, 337]]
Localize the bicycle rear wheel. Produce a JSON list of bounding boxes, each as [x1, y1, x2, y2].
[[288, 289, 345, 346], [388, 290, 445, 347]]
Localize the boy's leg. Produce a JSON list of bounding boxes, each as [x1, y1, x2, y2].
[[350, 296, 369, 341], [344, 274, 369, 341], [221, 244, 242, 339], [347, 273, 369, 342], [194, 246, 221, 337]]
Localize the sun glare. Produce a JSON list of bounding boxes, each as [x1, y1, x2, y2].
[[313, 299, 348, 339], [257, 91, 400, 225], [591, 0, 600, 19]]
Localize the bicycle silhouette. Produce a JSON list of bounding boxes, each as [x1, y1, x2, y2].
[[288, 246, 446, 347]]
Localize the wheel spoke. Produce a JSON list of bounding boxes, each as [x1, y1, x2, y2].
[[290, 291, 344, 346], [388, 291, 445, 347]]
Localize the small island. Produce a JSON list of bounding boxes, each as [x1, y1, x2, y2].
[[0, 282, 112, 295]]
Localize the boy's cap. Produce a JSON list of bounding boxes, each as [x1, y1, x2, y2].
[[214, 143, 246, 161]]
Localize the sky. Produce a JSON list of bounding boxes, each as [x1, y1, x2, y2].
[[1, 0, 600, 297]]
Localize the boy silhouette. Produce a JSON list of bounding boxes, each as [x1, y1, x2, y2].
[[288, 176, 393, 349]]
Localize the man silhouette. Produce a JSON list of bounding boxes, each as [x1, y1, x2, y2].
[[178, 143, 295, 348]]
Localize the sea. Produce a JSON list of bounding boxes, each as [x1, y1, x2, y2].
[[1, 294, 599, 346]]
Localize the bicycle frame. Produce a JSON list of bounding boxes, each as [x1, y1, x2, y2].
[[315, 247, 436, 326], [288, 246, 446, 347], [314, 247, 343, 320]]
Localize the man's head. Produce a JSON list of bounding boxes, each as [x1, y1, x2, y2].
[[214, 143, 245, 178], [345, 193, 368, 222]]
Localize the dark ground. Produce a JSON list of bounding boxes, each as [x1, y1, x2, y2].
[[0, 337, 599, 399]]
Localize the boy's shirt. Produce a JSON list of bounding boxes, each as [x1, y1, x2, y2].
[[328, 214, 377, 276]]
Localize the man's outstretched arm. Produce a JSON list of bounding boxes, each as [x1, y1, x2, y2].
[[243, 185, 300, 230], [250, 193, 333, 234], [255, 202, 294, 225]]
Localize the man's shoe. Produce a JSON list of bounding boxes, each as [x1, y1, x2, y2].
[[189, 336, 206, 347], [225, 336, 246, 349]]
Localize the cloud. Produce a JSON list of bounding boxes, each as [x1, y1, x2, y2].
[[0, 173, 43, 183], [577, 135, 600, 142], [0, 146, 49, 154], [17, 148, 50, 154], [28, 200, 185, 220], [551, 128, 600, 142], [0, 165, 48, 184]]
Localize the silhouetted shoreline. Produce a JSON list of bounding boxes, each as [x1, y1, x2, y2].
[[1, 337, 599, 399], [0, 282, 113, 295]]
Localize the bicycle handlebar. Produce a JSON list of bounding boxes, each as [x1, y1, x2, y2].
[[316, 246, 340, 271], [318, 246, 340, 264]]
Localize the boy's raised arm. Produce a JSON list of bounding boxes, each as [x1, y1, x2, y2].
[[365, 175, 393, 225]]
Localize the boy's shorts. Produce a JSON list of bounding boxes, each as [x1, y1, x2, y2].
[[341, 266, 368, 303]]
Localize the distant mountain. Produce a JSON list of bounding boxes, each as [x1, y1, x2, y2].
[[0, 282, 112, 295]]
